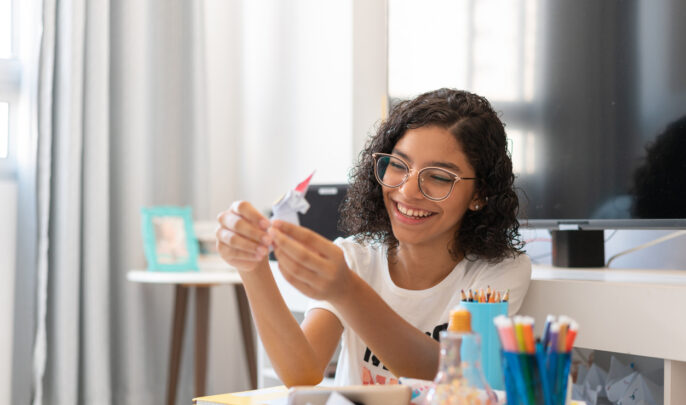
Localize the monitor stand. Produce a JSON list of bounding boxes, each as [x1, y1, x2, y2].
[[551, 230, 605, 267]]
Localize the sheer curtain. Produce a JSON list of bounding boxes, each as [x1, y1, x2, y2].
[[14, 0, 386, 403], [23, 1, 248, 404]]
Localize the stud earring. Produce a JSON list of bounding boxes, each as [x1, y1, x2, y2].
[[475, 204, 480, 210]]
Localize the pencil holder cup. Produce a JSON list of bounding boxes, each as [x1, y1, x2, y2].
[[460, 301, 508, 390], [501, 345, 572, 405]]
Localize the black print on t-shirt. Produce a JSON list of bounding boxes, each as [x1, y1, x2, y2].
[[361, 322, 448, 370], [363, 347, 388, 370], [426, 322, 448, 341]]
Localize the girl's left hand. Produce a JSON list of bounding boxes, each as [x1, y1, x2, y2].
[[269, 219, 352, 302]]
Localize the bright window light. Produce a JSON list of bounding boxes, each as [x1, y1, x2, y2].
[[388, 0, 536, 102], [0, 0, 11, 58], [0, 102, 8, 158], [508, 129, 536, 175], [388, 0, 467, 99]]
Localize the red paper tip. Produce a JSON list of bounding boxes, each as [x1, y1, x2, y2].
[[295, 171, 315, 193]]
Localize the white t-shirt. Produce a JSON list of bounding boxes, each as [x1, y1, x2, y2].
[[306, 236, 532, 386]]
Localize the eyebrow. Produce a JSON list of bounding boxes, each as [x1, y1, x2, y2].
[[392, 149, 463, 172]]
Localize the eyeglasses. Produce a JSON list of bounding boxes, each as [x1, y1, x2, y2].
[[372, 153, 477, 201]]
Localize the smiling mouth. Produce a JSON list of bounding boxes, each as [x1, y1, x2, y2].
[[395, 201, 436, 219]]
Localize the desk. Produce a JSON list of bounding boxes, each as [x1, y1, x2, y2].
[[127, 269, 257, 405], [521, 265, 686, 405]]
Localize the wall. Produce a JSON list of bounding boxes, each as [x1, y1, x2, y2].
[[522, 227, 686, 270], [204, 0, 356, 218], [0, 180, 17, 403], [202, 0, 390, 393], [239, 0, 354, 213]]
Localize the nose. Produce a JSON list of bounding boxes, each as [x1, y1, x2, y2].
[[398, 169, 424, 200]]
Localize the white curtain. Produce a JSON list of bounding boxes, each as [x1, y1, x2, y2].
[[29, 1, 249, 404], [16, 0, 385, 403]]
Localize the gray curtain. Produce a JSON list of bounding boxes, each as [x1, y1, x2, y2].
[[21, 1, 249, 404]]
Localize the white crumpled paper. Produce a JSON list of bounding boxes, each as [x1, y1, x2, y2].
[[573, 363, 608, 405], [606, 356, 663, 405]]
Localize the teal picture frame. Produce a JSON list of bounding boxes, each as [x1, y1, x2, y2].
[[141, 206, 199, 272]]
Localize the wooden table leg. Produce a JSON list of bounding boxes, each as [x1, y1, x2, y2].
[[195, 286, 210, 398], [167, 285, 189, 405], [234, 284, 257, 389]]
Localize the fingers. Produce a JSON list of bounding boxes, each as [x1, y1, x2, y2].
[[216, 228, 268, 259], [216, 201, 272, 269], [216, 240, 264, 263], [272, 244, 320, 294], [229, 200, 270, 231], [270, 220, 338, 259], [268, 226, 329, 272], [217, 202, 270, 244]]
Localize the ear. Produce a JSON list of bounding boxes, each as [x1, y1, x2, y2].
[[470, 195, 486, 211]]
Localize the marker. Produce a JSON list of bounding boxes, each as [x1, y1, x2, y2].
[[557, 322, 568, 353], [548, 323, 560, 354], [541, 315, 555, 349], [494, 315, 517, 352], [522, 317, 536, 354], [566, 321, 579, 351], [514, 316, 527, 352]]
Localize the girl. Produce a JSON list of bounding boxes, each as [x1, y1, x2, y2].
[[216, 88, 531, 387]]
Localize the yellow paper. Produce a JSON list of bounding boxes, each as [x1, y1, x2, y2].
[[193, 386, 287, 405]]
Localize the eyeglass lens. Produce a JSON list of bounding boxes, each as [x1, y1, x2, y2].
[[375, 155, 455, 200]]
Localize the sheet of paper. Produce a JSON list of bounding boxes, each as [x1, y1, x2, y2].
[[264, 399, 288, 405]]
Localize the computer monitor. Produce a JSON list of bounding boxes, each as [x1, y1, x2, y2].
[[388, 0, 686, 266], [298, 184, 350, 241]]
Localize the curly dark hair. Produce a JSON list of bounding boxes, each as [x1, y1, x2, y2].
[[339, 88, 524, 262]]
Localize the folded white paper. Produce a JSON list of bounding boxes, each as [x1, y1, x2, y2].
[[572, 355, 662, 405], [271, 172, 314, 225]]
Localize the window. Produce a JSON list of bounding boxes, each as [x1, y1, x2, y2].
[[0, 0, 27, 177], [0, 0, 11, 58], [388, 0, 537, 102], [387, 0, 539, 175], [0, 102, 8, 158]]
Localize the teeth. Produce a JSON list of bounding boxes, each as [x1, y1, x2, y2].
[[397, 203, 432, 218]]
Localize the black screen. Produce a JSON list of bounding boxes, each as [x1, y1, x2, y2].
[[298, 184, 349, 240], [389, 0, 686, 229], [495, 1, 686, 228]]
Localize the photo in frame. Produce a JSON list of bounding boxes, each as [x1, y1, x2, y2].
[[141, 206, 199, 271]]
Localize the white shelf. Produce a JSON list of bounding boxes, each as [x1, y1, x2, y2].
[[532, 265, 686, 285], [523, 264, 686, 405]]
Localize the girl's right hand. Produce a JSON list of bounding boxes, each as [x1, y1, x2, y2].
[[216, 201, 272, 273]]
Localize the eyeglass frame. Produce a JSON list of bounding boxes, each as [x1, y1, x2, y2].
[[371, 152, 478, 202]]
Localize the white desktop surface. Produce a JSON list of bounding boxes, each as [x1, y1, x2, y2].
[[127, 269, 242, 285], [127, 261, 312, 312], [532, 265, 686, 285]]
